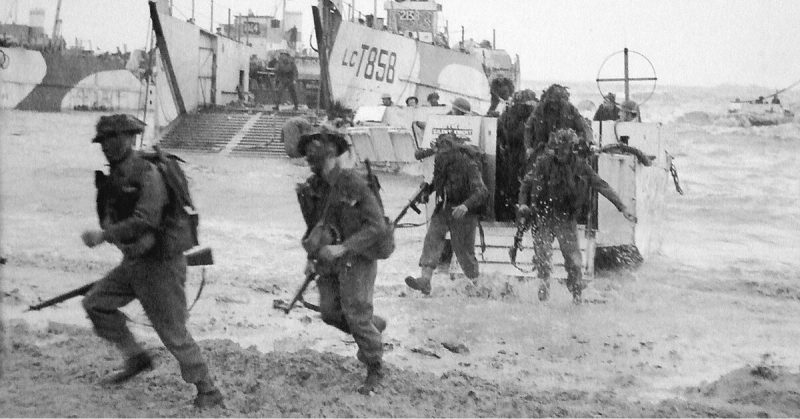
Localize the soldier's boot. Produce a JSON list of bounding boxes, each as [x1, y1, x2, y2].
[[101, 352, 153, 385], [357, 363, 384, 395], [373, 315, 387, 333], [194, 378, 225, 409], [569, 280, 587, 305], [538, 277, 550, 302], [405, 267, 434, 296]]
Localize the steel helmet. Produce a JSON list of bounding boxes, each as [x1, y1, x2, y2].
[[92, 114, 146, 143], [620, 99, 638, 112], [451, 97, 472, 113]]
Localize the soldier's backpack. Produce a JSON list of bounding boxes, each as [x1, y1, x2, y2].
[[362, 160, 396, 260], [141, 146, 200, 249], [454, 142, 492, 217]]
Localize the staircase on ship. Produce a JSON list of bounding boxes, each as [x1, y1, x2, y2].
[[159, 109, 314, 157]]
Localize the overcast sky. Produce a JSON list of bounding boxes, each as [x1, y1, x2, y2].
[[3, 0, 799, 88]]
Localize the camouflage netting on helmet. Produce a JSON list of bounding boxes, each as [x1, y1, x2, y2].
[[548, 128, 579, 148], [490, 77, 515, 100], [512, 89, 537, 104], [541, 84, 570, 103]]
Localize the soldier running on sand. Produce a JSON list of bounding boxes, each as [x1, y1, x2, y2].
[[295, 128, 388, 394], [517, 128, 636, 304], [405, 133, 489, 295], [80, 114, 224, 408]]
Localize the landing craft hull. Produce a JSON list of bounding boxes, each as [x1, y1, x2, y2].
[[727, 102, 795, 126], [325, 20, 519, 114], [0, 47, 144, 111]]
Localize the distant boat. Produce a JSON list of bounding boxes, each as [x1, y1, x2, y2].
[[1, 7, 146, 112], [727, 99, 795, 126]]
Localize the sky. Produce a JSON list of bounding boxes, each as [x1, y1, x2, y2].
[[2, 0, 799, 88]]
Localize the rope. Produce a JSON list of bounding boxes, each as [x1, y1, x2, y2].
[[600, 143, 654, 166], [666, 151, 685, 195]]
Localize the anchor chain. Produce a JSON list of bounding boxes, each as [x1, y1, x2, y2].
[[667, 152, 684, 195]]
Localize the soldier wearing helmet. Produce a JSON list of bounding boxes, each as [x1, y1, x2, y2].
[[80, 114, 224, 408], [523, 84, 591, 164], [448, 97, 472, 115], [295, 128, 388, 395], [593, 93, 620, 121], [406, 132, 489, 295], [619, 99, 642, 122], [487, 76, 515, 116], [426, 92, 441, 106], [517, 128, 636, 304]]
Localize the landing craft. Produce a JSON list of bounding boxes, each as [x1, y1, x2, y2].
[[313, 0, 520, 114], [0, 4, 146, 112], [331, 43, 681, 281], [727, 99, 795, 126], [725, 77, 799, 126]]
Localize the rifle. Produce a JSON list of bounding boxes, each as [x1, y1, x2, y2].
[[508, 214, 532, 272], [509, 216, 527, 264], [27, 246, 214, 312], [283, 271, 320, 314], [393, 181, 430, 226], [363, 159, 384, 209], [27, 282, 95, 311]]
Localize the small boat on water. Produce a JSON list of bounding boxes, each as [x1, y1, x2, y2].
[[727, 99, 795, 126]]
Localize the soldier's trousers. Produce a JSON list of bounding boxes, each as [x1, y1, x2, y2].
[[419, 210, 480, 279], [532, 215, 583, 290], [317, 256, 383, 367], [82, 256, 210, 384], [274, 78, 298, 107]]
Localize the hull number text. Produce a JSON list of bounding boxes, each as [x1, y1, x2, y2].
[[341, 44, 397, 83]]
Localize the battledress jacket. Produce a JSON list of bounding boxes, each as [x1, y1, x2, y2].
[[99, 151, 192, 259], [298, 166, 385, 261], [430, 148, 489, 214], [518, 154, 625, 218]]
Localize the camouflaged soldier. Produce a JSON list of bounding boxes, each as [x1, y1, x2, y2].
[[523, 84, 591, 164], [518, 128, 636, 304], [295, 128, 388, 395], [80, 114, 223, 408], [405, 133, 489, 295]]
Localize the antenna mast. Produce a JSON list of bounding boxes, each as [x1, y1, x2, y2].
[[52, 0, 63, 40]]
